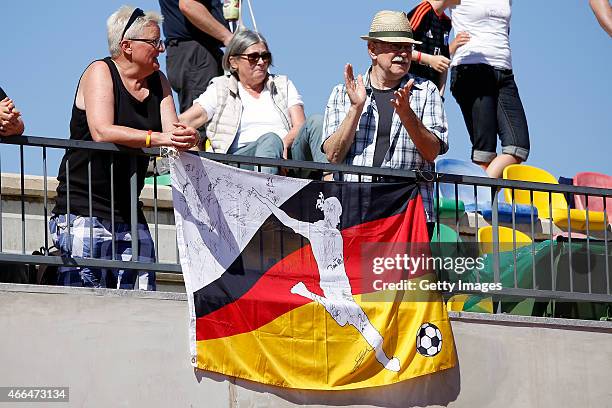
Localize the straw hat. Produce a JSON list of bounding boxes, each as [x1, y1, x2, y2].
[[360, 10, 422, 44]]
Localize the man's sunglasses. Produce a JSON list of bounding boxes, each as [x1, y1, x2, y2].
[[236, 52, 272, 64]]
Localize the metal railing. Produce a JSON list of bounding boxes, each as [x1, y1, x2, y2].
[[1, 135, 611, 314]]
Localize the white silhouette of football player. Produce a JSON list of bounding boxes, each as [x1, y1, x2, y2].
[[253, 190, 400, 372]]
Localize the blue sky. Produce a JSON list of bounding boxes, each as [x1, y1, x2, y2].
[[1, 1, 610, 178]]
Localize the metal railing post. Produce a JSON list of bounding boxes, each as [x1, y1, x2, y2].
[[43, 147, 48, 253], [153, 159, 159, 263], [66, 157, 71, 253], [0, 152, 3, 252], [130, 156, 139, 261], [20, 145, 26, 254], [491, 187, 500, 283], [585, 195, 592, 294], [604, 196, 610, 295], [88, 152, 93, 259], [110, 154, 116, 260]]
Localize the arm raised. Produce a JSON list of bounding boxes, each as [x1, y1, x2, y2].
[[252, 188, 310, 236], [322, 64, 366, 163]]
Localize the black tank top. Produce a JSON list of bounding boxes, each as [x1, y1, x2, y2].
[[53, 57, 163, 224]]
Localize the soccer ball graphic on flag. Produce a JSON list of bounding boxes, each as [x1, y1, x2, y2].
[[416, 323, 443, 357]]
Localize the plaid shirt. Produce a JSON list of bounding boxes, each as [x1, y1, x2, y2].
[[322, 68, 448, 220]]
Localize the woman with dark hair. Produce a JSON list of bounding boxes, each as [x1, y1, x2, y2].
[[180, 29, 325, 174]]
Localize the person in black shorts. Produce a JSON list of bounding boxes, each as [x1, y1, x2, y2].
[[449, 0, 530, 178]]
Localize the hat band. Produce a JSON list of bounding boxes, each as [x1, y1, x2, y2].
[[368, 31, 414, 39]]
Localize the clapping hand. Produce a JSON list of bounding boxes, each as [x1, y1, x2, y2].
[[344, 64, 366, 110], [390, 79, 415, 117]]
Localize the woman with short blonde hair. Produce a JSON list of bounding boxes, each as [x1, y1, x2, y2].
[[107, 6, 163, 57], [51, 5, 198, 290]]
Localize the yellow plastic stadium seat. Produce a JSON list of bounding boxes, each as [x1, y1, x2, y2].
[[446, 294, 494, 314], [478, 226, 532, 255], [502, 164, 606, 231], [447, 294, 469, 312]]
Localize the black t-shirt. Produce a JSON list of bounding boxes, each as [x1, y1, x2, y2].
[[407, 1, 452, 87], [159, 0, 228, 49], [53, 58, 163, 224], [371, 86, 399, 167], [0, 87, 7, 100]]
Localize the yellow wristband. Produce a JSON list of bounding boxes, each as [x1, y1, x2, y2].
[[145, 130, 152, 148]]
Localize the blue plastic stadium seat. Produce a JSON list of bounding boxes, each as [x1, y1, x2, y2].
[[436, 158, 493, 212], [480, 202, 538, 224], [436, 159, 538, 224]]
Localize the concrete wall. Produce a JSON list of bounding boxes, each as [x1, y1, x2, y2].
[[0, 283, 610, 408]]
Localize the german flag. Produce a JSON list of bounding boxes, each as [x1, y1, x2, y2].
[[172, 155, 456, 390]]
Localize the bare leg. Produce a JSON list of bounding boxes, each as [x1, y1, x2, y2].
[[355, 312, 401, 372], [291, 282, 400, 372], [473, 160, 490, 173], [291, 282, 333, 309], [290, 281, 314, 299], [484, 154, 522, 178]]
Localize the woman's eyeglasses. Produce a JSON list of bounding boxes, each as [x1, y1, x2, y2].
[[236, 52, 272, 64], [130, 38, 165, 49]]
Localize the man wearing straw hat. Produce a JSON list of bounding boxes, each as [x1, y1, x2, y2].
[[322, 10, 448, 225]]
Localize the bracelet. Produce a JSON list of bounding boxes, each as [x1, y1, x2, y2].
[[145, 130, 152, 148], [417, 51, 422, 64]]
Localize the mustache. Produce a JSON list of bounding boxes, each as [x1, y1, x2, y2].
[[392, 56, 406, 63]]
